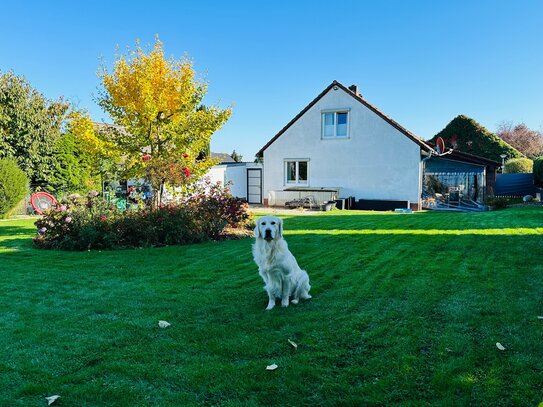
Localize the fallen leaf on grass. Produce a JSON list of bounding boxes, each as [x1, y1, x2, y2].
[[158, 320, 171, 328], [46, 395, 60, 405], [288, 339, 298, 349], [538, 316, 543, 320], [266, 363, 278, 371], [496, 342, 506, 351], [445, 348, 453, 352]]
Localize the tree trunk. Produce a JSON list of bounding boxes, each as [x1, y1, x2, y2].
[[152, 179, 166, 209]]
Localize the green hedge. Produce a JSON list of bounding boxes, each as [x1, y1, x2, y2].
[[504, 157, 533, 174], [533, 156, 543, 186], [0, 158, 28, 218]]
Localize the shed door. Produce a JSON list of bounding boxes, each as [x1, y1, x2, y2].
[[247, 168, 262, 204]]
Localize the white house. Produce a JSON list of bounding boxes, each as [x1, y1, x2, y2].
[[256, 80, 499, 211]]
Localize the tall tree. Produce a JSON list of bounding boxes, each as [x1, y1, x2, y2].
[[496, 122, 543, 159], [50, 112, 121, 193], [97, 38, 232, 206], [0, 71, 69, 187], [231, 150, 243, 162]]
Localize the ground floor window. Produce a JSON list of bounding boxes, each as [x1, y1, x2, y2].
[[285, 160, 308, 185]]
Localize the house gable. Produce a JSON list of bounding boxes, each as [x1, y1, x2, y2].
[[256, 80, 432, 157], [261, 81, 426, 203]]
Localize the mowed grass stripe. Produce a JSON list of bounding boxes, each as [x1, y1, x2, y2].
[[1, 206, 543, 405], [287, 227, 543, 235]]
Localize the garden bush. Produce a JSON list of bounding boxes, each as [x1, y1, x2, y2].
[[0, 158, 28, 218], [504, 157, 533, 173], [33, 181, 251, 250], [533, 156, 543, 186], [486, 196, 508, 209], [184, 178, 250, 229]]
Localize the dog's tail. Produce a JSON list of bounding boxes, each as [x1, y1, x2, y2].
[[300, 270, 312, 299]]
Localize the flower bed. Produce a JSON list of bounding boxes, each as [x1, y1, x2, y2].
[[33, 182, 252, 250]]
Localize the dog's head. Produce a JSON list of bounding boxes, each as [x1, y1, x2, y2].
[[254, 215, 283, 241]]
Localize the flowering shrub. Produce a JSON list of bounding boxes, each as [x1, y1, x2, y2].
[[33, 181, 251, 250], [33, 192, 120, 250], [184, 178, 250, 228]]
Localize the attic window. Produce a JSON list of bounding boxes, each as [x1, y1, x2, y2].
[[322, 110, 349, 138]]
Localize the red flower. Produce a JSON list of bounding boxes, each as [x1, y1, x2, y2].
[[183, 167, 191, 178], [142, 154, 151, 161], [183, 153, 189, 159], [100, 215, 107, 220]]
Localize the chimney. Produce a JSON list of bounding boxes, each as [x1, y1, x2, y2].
[[348, 84, 360, 97]]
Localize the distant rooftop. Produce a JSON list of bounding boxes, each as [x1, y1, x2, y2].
[[211, 152, 235, 163]]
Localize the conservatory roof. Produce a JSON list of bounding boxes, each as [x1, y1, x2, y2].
[[426, 144, 502, 168]]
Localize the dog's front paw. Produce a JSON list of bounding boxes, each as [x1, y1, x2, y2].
[[291, 298, 299, 305], [281, 299, 289, 307], [266, 300, 275, 310]]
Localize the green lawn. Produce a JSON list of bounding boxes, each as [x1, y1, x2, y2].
[[1, 207, 543, 406]]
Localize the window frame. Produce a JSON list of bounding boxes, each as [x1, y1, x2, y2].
[[321, 109, 351, 139], [284, 159, 309, 186]]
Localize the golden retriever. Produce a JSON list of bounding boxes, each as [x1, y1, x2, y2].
[[252, 216, 311, 310]]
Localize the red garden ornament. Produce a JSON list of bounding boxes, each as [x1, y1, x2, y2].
[[142, 154, 152, 161], [30, 192, 57, 214]]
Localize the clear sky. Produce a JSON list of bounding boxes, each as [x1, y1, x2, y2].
[[1, 0, 542, 161]]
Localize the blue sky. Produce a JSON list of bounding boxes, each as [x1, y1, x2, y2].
[[1, 1, 542, 161]]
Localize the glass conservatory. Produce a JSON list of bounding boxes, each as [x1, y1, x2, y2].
[[422, 157, 486, 211]]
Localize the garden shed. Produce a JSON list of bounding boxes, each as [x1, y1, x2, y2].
[[207, 161, 263, 204]]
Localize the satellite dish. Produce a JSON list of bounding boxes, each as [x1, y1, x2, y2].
[[436, 137, 446, 154]]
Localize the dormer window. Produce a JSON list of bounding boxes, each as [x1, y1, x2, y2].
[[322, 110, 349, 138]]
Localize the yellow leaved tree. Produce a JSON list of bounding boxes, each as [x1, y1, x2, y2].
[[66, 111, 122, 190], [97, 37, 232, 207]]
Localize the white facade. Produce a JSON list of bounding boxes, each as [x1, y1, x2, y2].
[[261, 83, 425, 207], [207, 162, 263, 202]]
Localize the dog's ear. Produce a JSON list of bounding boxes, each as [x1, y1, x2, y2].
[[277, 218, 283, 238], [254, 223, 261, 238]]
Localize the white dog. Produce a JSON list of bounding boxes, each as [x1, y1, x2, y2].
[[252, 215, 311, 310]]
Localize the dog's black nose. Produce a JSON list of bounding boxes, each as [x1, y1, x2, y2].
[[264, 229, 272, 239]]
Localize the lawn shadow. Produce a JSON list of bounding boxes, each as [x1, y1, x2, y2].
[[0, 224, 36, 236], [0, 224, 36, 251]]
